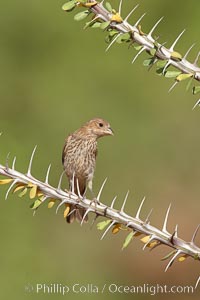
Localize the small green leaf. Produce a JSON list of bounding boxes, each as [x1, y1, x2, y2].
[[156, 68, 163, 76], [116, 32, 131, 44], [186, 78, 193, 92], [97, 220, 112, 230], [109, 29, 118, 37], [90, 22, 101, 28], [156, 60, 168, 68], [30, 199, 42, 210], [143, 58, 154, 67], [100, 21, 110, 30], [164, 70, 182, 78], [176, 73, 193, 82], [62, 1, 76, 12], [122, 231, 134, 250], [19, 188, 28, 198], [105, 2, 112, 12], [192, 86, 200, 95], [105, 30, 118, 43], [134, 44, 143, 51], [150, 48, 156, 56], [105, 34, 111, 44], [74, 10, 89, 21]]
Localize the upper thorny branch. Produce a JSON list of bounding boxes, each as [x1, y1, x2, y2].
[[62, 0, 200, 106]]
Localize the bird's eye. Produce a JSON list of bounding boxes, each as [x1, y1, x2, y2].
[[99, 123, 104, 127]]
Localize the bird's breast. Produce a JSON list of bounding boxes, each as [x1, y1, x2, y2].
[[63, 137, 97, 179]]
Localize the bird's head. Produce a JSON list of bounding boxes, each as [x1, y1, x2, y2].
[[82, 118, 114, 139]]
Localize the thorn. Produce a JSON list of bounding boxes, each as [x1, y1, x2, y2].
[[126, 221, 132, 227], [170, 29, 186, 51], [162, 203, 172, 234], [96, 178, 107, 202], [162, 61, 171, 74], [134, 13, 146, 28], [56, 199, 66, 214], [191, 224, 200, 244], [183, 43, 195, 59], [80, 208, 92, 226], [27, 145, 37, 176], [174, 224, 178, 238], [143, 235, 154, 250], [135, 196, 146, 219], [100, 0, 105, 5], [76, 178, 82, 198], [194, 51, 200, 66], [101, 220, 116, 240], [5, 179, 18, 200], [192, 99, 200, 110], [110, 196, 117, 209], [124, 4, 139, 22], [144, 208, 153, 224], [132, 46, 146, 64], [5, 152, 10, 170], [120, 190, 129, 212], [12, 156, 16, 170], [66, 208, 76, 219], [165, 250, 181, 272], [105, 33, 121, 52], [84, 15, 100, 29], [168, 81, 179, 93], [147, 17, 164, 41], [57, 171, 65, 190], [45, 164, 51, 184], [118, 0, 123, 15]]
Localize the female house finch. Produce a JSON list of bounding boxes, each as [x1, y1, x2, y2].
[[62, 118, 113, 223]]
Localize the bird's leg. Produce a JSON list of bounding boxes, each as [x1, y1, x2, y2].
[[88, 180, 100, 210], [75, 178, 83, 203], [64, 179, 74, 199]]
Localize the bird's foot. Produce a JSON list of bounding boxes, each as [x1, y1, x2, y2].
[[64, 189, 81, 203], [64, 189, 74, 199]]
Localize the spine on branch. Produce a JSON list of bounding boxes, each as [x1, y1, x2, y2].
[[0, 146, 200, 272], [62, 0, 200, 106]]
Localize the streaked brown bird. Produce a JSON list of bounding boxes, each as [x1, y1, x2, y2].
[[62, 118, 113, 223]]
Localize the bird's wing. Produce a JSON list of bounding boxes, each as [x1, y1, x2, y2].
[[62, 135, 73, 164], [95, 147, 98, 158]]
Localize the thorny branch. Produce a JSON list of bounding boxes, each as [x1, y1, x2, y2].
[[62, 0, 200, 105], [0, 147, 200, 272]]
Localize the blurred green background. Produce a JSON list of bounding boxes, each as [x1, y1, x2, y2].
[[0, 0, 200, 299]]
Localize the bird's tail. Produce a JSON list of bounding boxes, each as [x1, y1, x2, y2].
[[66, 205, 88, 223]]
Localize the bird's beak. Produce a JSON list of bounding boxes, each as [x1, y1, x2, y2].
[[108, 127, 114, 136]]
